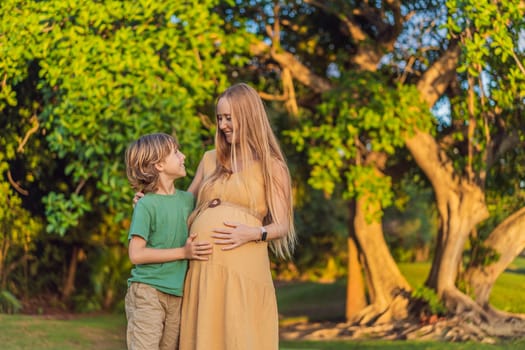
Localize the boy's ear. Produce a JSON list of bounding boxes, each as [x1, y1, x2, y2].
[[154, 161, 164, 172]]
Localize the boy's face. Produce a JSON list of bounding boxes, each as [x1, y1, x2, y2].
[[158, 146, 186, 179]]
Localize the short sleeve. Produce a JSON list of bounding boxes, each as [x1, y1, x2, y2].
[[128, 200, 153, 241]]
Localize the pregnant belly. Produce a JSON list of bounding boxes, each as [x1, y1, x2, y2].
[[190, 205, 271, 281]]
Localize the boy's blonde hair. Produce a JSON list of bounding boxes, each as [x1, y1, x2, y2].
[[125, 133, 178, 194]]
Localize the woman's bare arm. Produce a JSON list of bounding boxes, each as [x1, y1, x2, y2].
[[187, 157, 205, 196]]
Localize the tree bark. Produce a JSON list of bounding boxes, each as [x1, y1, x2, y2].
[[427, 181, 488, 298], [352, 196, 412, 324], [250, 41, 331, 94], [409, 41, 494, 306], [62, 245, 79, 301], [416, 42, 461, 106], [346, 200, 367, 320], [414, 244, 430, 262], [464, 206, 525, 307], [405, 130, 489, 302], [346, 236, 366, 319], [0, 235, 9, 289], [401, 41, 525, 337]]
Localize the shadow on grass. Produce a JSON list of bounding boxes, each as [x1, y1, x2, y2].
[[276, 280, 347, 323], [504, 268, 525, 276]]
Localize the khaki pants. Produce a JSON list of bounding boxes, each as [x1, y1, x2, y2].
[[125, 282, 182, 350]]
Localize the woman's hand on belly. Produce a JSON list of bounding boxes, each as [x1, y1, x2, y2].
[[211, 221, 261, 250]]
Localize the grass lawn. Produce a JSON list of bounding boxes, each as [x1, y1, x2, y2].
[[0, 257, 523, 349], [398, 256, 525, 314], [277, 257, 525, 321], [2, 313, 524, 350], [0, 313, 127, 350]]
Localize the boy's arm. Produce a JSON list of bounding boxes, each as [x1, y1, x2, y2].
[[128, 233, 212, 264]]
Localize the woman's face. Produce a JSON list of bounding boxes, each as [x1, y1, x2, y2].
[[216, 97, 235, 144]]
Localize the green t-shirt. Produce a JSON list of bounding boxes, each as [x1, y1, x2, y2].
[[127, 190, 194, 296]]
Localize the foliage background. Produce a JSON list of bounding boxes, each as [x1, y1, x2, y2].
[[1, 0, 524, 315], [0, 0, 250, 311]]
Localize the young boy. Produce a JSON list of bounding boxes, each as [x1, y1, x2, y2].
[[124, 132, 212, 350]]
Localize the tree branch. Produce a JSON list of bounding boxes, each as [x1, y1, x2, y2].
[[416, 41, 461, 106], [511, 50, 525, 76], [405, 42, 463, 187], [250, 41, 332, 93], [485, 130, 522, 171], [258, 91, 289, 101], [7, 170, 29, 196], [74, 178, 87, 195], [17, 115, 39, 153], [305, 0, 368, 42]]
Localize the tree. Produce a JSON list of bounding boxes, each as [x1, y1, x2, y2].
[[240, 0, 435, 323], [425, 0, 525, 323], [225, 0, 525, 334], [0, 0, 246, 308]]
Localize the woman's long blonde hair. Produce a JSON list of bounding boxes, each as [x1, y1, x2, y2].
[[198, 83, 296, 259]]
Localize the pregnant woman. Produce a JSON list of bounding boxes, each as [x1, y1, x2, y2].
[[179, 83, 297, 350]]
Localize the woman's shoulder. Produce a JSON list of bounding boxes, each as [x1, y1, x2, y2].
[[269, 157, 287, 171], [202, 149, 217, 161], [266, 157, 290, 181], [201, 149, 217, 171]]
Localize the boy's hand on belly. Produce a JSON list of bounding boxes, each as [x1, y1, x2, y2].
[[184, 233, 213, 260], [212, 221, 260, 250]]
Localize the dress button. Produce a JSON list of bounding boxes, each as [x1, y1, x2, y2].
[[208, 198, 221, 208]]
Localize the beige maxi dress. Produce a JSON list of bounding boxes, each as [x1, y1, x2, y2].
[[179, 150, 278, 350]]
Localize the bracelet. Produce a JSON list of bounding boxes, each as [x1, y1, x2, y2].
[[256, 226, 268, 243], [260, 226, 267, 242]]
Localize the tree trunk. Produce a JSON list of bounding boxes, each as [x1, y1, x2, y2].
[[352, 196, 412, 324], [346, 235, 366, 320], [426, 181, 489, 297], [405, 131, 489, 302], [0, 235, 9, 289], [62, 245, 79, 301], [464, 206, 525, 308], [406, 44, 525, 335], [346, 198, 367, 321], [394, 132, 525, 336], [407, 42, 493, 311], [413, 244, 430, 262]]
